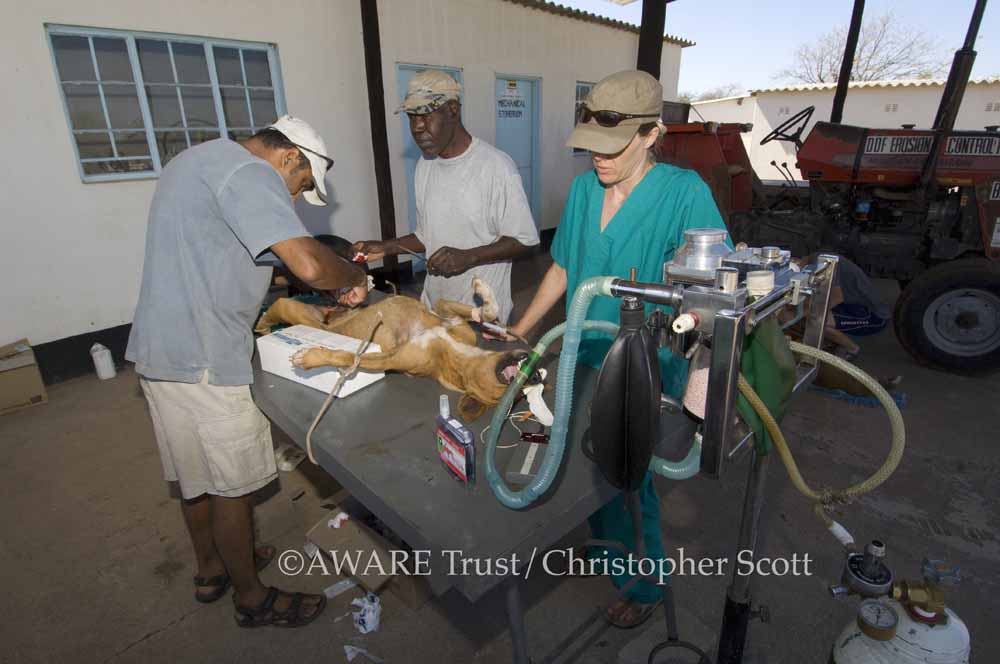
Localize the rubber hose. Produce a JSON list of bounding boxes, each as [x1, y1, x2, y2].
[[737, 340, 905, 527], [649, 433, 702, 480], [485, 277, 616, 509]]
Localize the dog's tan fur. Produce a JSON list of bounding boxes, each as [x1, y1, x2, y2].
[[254, 278, 522, 420]]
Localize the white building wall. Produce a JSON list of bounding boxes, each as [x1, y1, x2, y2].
[[376, 0, 683, 234], [694, 81, 1000, 181], [1, 0, 378, 347], [1, 0, 684, 348]]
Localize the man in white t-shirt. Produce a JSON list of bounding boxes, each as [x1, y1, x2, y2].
[[353, 70, 539, 323]]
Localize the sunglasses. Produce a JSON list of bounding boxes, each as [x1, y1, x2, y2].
[[290, 141, 334, 172], [577, 106, 660, 128]]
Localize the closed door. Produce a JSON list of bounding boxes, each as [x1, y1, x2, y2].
[[495, 77, 539, 221], [396, 64, 463, 271]]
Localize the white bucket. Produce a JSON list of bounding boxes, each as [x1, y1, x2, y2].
[[90, 343, 116, 380]]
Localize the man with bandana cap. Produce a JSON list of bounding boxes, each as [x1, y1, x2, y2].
[[353, 70, 539, 323]]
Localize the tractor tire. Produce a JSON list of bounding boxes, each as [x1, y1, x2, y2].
[[893, 258, 1000, 373]]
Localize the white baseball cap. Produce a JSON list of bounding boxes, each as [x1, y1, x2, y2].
[[267, 115, 333, 206]]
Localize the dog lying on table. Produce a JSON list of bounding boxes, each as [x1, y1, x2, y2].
[[255, 278, 536, 420]]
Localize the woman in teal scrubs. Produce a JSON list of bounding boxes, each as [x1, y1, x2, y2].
[[510, 70, 727, 629]]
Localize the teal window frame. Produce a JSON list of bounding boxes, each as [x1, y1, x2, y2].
[[45, 24, 287, 183]]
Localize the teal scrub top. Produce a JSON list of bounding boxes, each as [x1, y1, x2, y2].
[[551, 163, 728, 398]]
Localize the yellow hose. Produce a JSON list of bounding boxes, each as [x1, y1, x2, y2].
[[736, 340, 905, 528]]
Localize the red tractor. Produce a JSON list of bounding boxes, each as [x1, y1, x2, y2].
[[660, 0, 1000, 373]]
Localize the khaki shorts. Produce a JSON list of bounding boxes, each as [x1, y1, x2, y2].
[[139, 373, 277, 499]]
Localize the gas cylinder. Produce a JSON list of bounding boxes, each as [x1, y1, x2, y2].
[[830, 597, 970, 664]]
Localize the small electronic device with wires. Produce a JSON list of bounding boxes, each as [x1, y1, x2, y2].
[[484, 409, 548, 485], [436, 395, 476, 484], [506, 440, 546, 485]]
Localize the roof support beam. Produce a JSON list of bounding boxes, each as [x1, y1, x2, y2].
[[636, 0, 668, 79]]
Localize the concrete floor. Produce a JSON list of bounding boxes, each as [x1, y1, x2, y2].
[[2, 252, 997, 664]]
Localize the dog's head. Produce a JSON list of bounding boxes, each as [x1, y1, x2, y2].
[[493, 349, 544, 386], [456, 349, 545, 421]]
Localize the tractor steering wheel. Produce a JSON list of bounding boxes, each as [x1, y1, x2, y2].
[[760, 106, 815, 149]]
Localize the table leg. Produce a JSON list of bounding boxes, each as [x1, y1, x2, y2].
[[505, 576, 530, 664]]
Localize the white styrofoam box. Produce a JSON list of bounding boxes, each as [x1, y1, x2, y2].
[[257, 325, 385, 396]]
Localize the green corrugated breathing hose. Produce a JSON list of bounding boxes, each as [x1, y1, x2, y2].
[[737, 340, 906, 531]]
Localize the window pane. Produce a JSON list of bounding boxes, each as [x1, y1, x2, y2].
[[114, 130, 151, 157], [137, 39, 174, 83], [172, 42, 210, 84], [51, 35, 95, 81], [179, 86, 217, 128], [146, 85, 182, 128], [249, 89, 277, 127], [154, 130, 188, 164], [221, 88, 250, 127], [74, 132, 114, 159], [83, 159, 153, 176], [242, 50, 271, 86], [93, 37, 132, 82], [228, 129, 252, 142], [63, 83, 106, 130], [213, 47, 243, 85], [104, 84, 143, 129], [189, 129, 220, 146]]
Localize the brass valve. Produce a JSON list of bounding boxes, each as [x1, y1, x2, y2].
[[892, 580, 947, 616], [891, 559, 960, 623]]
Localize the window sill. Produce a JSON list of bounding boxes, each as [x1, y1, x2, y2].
[[80, 172, 159, 184]]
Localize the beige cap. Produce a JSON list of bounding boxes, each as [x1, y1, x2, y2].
[[567, 70, 664, 154], [268, 115, 333, 206], [396, 70, 462, 115]]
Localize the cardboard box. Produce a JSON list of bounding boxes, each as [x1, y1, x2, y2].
[[307, 507, 395, 593], [0, 339, 47, 416], [306, 496, 434, 610], [256, 325, 385, 396]]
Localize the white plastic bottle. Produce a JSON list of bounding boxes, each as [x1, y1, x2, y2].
[[90, 343, 116, 380]]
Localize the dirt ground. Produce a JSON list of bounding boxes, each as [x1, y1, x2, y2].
[[2, 253, 996, 664]]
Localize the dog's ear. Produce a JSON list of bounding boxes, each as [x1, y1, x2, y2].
[[457, 393, 488, 422]]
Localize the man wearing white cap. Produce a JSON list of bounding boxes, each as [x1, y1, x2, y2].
[[353, 69, 539, 323], [126, 115, 365, 628]]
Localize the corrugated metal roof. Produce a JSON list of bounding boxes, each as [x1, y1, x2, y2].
[[690, 94, 749, 105], [751, 77, 1000, 95], [500, 0, 695, 47]]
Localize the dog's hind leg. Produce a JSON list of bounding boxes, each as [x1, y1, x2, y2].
[[432, 299, 477, 321], [432, 277, 500, 324]]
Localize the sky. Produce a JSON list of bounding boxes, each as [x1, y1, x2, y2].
[[557, 0, 1000, 95]]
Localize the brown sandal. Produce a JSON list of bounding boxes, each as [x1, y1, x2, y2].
[[234, 587, 327, 628], [605, 598, 662, 629]]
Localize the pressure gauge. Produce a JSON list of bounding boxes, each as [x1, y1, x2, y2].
[[857, 599, 899, 641]]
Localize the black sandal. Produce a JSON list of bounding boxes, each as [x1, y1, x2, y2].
[[193, 545, 277, 604], [233, 587, 327, 628], [194, 572, 232, 604]]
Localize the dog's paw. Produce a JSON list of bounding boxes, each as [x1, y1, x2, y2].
[[291, 347, 323, 370], [472, 277, 499, 322]]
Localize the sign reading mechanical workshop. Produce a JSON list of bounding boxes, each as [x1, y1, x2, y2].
[[498, 83, 525, 119]]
